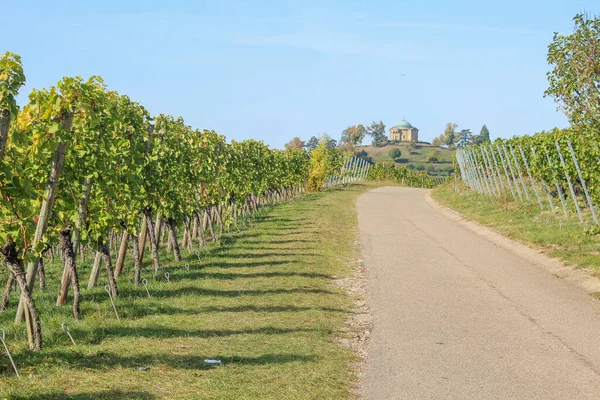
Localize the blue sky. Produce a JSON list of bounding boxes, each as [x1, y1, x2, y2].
[[2, 1, 598, 148]]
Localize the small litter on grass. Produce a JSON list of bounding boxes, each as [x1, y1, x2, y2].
[[203, 359, 221, 365], [138, 366, 150, 371]]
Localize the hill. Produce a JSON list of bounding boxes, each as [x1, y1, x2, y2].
[[356, 143, 455, 176]]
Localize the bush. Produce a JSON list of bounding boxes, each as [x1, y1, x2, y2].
[[426, 150, 440, 163], [307, 142, 343, 192], [388, 148, 401, 160]]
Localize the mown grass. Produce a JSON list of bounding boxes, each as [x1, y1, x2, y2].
[[433, 181, 600, 271], [0, 184, 372, 399]]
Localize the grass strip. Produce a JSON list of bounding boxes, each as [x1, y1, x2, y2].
[[432, 182, 600, 271], [0, 184, 371, 399]]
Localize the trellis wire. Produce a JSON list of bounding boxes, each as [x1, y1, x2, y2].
[[61, 322, 76, 346], [567, 140, 599, 225], [501, 144, 524, 202], [104, 285, 120, 321], [543, 147, 569, 217], [509, 144, 531, 203], [481, 147, 500, 196], [0, 329, 21, 380], [518, 146, 544, 210], [530, 146, 557, 215], [142, 278, 151, 298], [489, 145, 510, 195], [555, 141, 583, 223], [470, 148, 490, 195]]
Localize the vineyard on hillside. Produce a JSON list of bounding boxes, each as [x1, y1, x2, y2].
[[368, 162, 448, 188]]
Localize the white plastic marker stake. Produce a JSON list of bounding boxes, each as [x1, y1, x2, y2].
[[61, 322, 76, 346], [104, 285, 120, 321], [0, 329, 21, 380], [164, 272, 170, 283], [184, 263, 190, 272], [142, 279, 151, 298], [195, 251, 201, 262]]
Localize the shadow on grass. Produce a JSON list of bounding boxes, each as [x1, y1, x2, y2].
[[83, 285, 334, 303], [200, 259, 306, 269], [167, 270, 332, 282], [219, 238, 317, 249], [83, 325, 325, 342], [13, 348, 318, 373], [109, 302, 351, 320], [208, 252, 319, 259], [7, 389, 155, 400]]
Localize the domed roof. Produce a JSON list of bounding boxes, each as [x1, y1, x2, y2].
[[392, 119, 414, 130]]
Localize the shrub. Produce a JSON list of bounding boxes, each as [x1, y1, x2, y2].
[[426, 150, 440, 163], [388, 148, 401, 160], [307, 142, 343, 192]]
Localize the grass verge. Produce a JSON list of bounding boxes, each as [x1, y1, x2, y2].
[[432, 182, 600, 271], [0, 184, 372, 399]]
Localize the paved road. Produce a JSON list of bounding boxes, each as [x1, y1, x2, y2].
[[357, 186, 600, 399]]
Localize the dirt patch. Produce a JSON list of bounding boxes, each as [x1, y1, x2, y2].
[[426, 191, 600, 294], [333, 228, 373, 398]]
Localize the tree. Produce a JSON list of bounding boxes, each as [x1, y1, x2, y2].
[[456, 129, 473, 147], [426, 150, 440, 163], [304, 136, 319, 151], [320, 133, 337, 149], [431, 137, 441, 146], [388, 148, 401, 160], [340, 125, 366, 145], [285, 137, 304, 150], [438, 123, 458, 147], [545, 14, 600, 131], [355, 149, 374, 164], [478, 124, 490, 143], [367, 121, 387, 146], [307, 139, 343, 192]]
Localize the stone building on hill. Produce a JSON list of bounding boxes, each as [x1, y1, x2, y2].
[[389, 119, 419, 142]]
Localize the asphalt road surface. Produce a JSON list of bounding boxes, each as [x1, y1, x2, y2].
[[357, 186, 600, 399]]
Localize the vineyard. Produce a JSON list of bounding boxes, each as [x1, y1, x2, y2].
[[454, 126, 600, 232], [368, 162, 447, 188], [0, 48, 384, 363], [0, 48, 443, 396]]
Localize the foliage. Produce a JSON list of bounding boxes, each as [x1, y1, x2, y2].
[[367, 161, 436, 188], [435, 123, 458, 148], [367, 121, 387, 146], [304, 136, 319, 151], [456, 129, 473, 147], [340, 125, 366, 145], [546, 14, 600, 133], [0, 52, 26, 118], [426, 150, 440, 163], [455, 124, 600, 217], [477, 124, 491, 144], [316, 133, 337, 149], [354, 149, 374, 165], [307, 140, 343, 192], [285, 136, 304, 150], [388, 148, 402, 160]]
